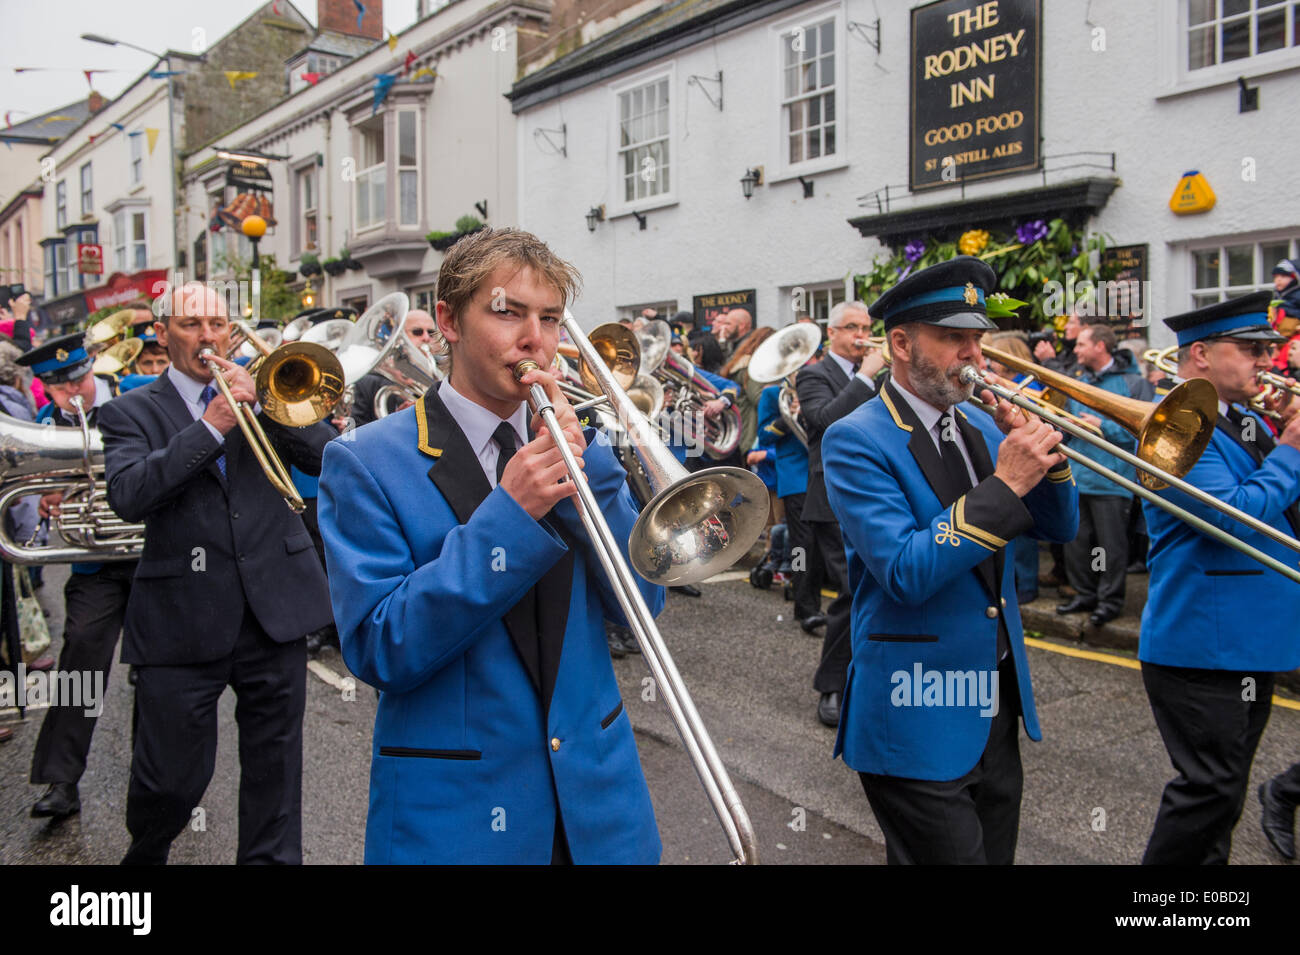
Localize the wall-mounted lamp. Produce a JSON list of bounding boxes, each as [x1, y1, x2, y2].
[[740, 166, 764, 199], [586, 205, 606, 232], [797, 175, 815, 198], [631, 211, 647, 231], [300, 279, 316, 308], [1238, 76, 1259, 113]]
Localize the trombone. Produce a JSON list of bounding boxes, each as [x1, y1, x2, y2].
[[1145, 343, 1300, 422], [965, 345, 1300, 584], [200, 320, 345, 513], [516, 310, 768, 864]]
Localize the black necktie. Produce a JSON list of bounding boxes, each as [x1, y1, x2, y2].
[[493, 422, 517, 483], [936, 417, 972, 507]]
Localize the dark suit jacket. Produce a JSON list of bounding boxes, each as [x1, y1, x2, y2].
[[98, 373, 335, 665], [348, 372, 402, 428], [796, 356, 877, 522]]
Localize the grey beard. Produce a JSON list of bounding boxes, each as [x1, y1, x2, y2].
[[910, 347, 974, 409]]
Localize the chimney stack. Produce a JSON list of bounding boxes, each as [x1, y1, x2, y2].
[[318, 0, 383, 40], [88, 90, 107, 114]]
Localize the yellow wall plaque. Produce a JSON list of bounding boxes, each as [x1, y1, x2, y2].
[[1169, 170, 1216, 215]]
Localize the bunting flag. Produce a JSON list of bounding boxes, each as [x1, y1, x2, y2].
[[145, 128, 160, 154], [403, 50, 416, 75], [354, 0, 366, 30], [300, 72, 322, 86], [225, 70, 258, 89], [149, 70, 184, 78], [128, 130, 143, 137], [84, 70, 96, 88], [372, 72, 397, 115], [387, 31, 398, 53], [412, 66, 436, 82], [110, 122, 125, 131], [271, 0, 282, 13], [88, 133, 98, 143]]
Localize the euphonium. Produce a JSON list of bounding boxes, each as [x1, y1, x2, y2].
[[0, 402, 144, 564]]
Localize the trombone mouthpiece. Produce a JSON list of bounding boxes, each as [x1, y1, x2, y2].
[[513, 359, 540, 381], [959, 365, 983, 385]]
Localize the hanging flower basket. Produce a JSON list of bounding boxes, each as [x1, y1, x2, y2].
[[322, 258, 346, 276]]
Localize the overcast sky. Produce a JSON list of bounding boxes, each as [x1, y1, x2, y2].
[[1, 0, 421, 122]]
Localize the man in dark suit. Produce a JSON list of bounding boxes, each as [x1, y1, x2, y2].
[[98, 282, 336, 865], [796, 302, 887, 726]]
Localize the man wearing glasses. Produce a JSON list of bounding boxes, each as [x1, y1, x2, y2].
[[1140, 292, 1300, 864], [349, 309, 440, 427], [795, 302, 887, 726]]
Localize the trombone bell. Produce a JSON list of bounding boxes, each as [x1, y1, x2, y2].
[[256, 342, 346, 427]]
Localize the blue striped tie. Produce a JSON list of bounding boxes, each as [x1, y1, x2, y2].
[[199, 385, 228, 478]]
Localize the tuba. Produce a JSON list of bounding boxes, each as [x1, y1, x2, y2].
[[335, 293, 442, 419], [0, 401, 144, 563], [749, 323, 823, 448], [639, 320, 741, 459]]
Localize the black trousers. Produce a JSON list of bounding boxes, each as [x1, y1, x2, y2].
[[809, 519, 851, 694], [1064, 493, 1130, 614], [1141, 661, 1275, 865], [123, 605, 306, 865], [782, 493, 822, 621], [30, 564, 134, 785], [1270, 762, 1300, 804], [859, 658, 1023, 864]]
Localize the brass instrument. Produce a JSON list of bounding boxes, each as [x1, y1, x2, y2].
[[86, 309, 136, 350], [749, 323, 823, 448], [515, 308, 767, 864], [201, 320, 345, 512], [0, 397, 145, 563], [1145, 343, 1299, 422], [966, 346, 1300, 582], [92, 338, 144, 379], [637, 320, 741, 459], [335, 294, 444, 420]]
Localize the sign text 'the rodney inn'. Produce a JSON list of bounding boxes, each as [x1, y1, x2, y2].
[[910, 0, 1041, 190]]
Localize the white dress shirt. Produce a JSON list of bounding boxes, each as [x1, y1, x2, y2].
[[167, 365, 228, 446], [894, 380, 978, 486], [826, 349, 877, 392], [438, 379, 530, 488]]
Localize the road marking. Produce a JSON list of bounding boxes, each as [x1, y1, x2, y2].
[[307, 659, 347, 689], [1025, 636, 1300, 711]]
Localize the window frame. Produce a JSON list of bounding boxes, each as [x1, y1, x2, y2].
[[55, 180, 67, 229], [1161, 0, 1300, 92], [79, 163, 93, 218], [1186, 233, 1300, 308], [396, 108, 420, 229], [769, 2, 848, 183], [354, 115, 388, 235], [292, 159, 320, 257], [129, 132, 144, 186], [608, 64, 677, 217]]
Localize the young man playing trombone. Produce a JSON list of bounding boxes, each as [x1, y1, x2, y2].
[[318, 228, 664, 864]]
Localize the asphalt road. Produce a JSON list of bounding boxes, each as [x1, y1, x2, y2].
[[1, 564, 1295, 865]]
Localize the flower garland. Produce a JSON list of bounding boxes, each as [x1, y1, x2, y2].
[[857, 218, 1107, 330]]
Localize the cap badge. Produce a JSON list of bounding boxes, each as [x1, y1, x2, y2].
[[55, 348, 69, 362], [963, 283, 979, 306]]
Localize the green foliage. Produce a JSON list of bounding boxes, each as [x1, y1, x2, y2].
[[855, 218, 1109, 330], [218, 251, 300, 323], [298, 251, 319, 266], [454, 214, 484, 234], [425, 229, 456, 242]]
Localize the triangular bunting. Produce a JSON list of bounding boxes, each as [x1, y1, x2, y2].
[[145, 127, 160, 154]]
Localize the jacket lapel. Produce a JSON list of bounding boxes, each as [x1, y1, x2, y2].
[[1215, 412, 1300, 538], [824, 355, 850, 394], [884, 381, 964, 509], [416, 384, 574, 708], [954, 407, 1005, 604], [150, 374, 228, 489]]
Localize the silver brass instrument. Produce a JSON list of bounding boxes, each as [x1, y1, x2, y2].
[[749, 323, 823, 448], [515, 308, 768, 864], [0, 399, 144, 563], [336, 293, 442, 420], [639, 320, 741, 459]]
